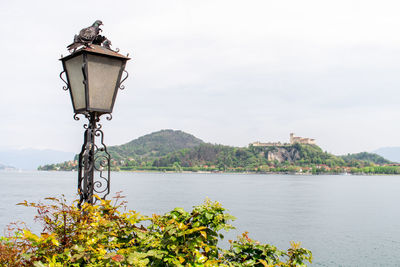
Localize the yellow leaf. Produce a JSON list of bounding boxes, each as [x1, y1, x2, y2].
[[16, 200, 28, 206], [290, 241, 301, 249], [197, 254, 207, 263], [200, 231, 207, 239], [178, 222, 186, 230], [40, 233, 49, 239], [51, 239, 60, 246], [23, 229, 39, 241], [178, 256, 185, 263], [259, 259, 273, 267]]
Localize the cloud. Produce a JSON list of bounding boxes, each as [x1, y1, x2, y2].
[[0, 0, 399, 154]]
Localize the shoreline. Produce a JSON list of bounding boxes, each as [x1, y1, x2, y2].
[[35, 169, 400, 175]]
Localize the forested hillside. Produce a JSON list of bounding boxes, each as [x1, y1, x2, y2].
[[339, 152, 392, 165], [108, 129, 204, 161], [152, 143, 345, 170], [39, 130, 398, 174]]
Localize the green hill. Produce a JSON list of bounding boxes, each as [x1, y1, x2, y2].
[[339, 152, 392, 165], [108, 129, 204, 162]]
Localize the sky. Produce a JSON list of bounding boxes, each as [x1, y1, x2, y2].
[[0, 0, 400, 155]]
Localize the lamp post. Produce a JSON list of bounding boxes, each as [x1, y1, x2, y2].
[[59, 29, 130, 207]]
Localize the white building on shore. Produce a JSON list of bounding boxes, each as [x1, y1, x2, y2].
[[249, 133, 316, 147]]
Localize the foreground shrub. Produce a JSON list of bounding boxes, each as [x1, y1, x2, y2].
[[1, 194, 312, 266]]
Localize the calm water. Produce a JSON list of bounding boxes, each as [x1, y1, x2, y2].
[[1, 171, 400, 266]]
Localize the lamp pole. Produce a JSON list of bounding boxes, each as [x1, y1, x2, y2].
[[59, 21, 130, 207], [78, 112, 108, 206]]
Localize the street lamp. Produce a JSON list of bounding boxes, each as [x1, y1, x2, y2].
[[59, 23, 130, 207]]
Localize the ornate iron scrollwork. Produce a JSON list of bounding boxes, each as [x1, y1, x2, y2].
[[73, 114, 81, 121], [77, 112, 111, 208], [105, 113, 112, 121], [93, 129, 111, 198], [59, 71, 69, 91], [119, 70, 129, 90]]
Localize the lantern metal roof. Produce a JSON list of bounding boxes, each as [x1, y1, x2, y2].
[[60, 44, 131, 61]]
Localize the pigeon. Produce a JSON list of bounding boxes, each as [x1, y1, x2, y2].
[[67, 20, 103, 52], [102, 39, 112, 50], [92, 35, 113, 50], [93, 34, 107, 45]]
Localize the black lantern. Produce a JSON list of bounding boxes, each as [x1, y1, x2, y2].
[[60, 37, 130, 207], [60, 45, 130, 114]]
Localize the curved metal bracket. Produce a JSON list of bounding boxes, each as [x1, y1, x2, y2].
[[73, 114, 81, 121], [59, 71, 69, 91], [119, 70, 129, 90], [105, 113, 113, 121]]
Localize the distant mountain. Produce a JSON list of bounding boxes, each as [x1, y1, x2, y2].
[[108, 129, 205, 161], [373, 147, 400, 163], [0, 162, 16, 171], [0, 149, 75, 170], [339, 152, 392, 165]]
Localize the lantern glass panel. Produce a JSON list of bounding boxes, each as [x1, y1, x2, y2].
[[87, 54, 123, 112], [64, 55, 86, 111]]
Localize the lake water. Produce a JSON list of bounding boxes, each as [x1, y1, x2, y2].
[[1, 171, 400, 266]]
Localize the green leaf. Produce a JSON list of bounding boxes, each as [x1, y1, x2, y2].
[[205, 212, 213, 220]]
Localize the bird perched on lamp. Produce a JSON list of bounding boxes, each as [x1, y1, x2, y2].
[[67, 20, 103, 52], [92, 34, 112, 50]]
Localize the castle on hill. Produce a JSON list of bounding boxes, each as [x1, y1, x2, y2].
[[250, 133, 316, 147], [289, 133, 316, 145]]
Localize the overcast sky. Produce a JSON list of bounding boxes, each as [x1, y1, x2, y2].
[[0, 0, 400, 155]]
